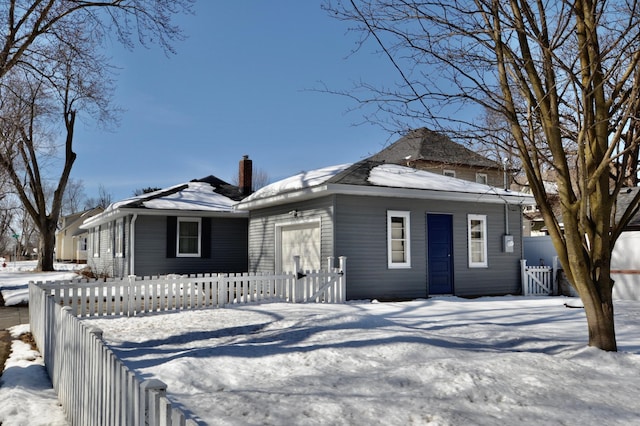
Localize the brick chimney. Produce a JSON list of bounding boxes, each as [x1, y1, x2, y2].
[[239, 155, 253, 196]]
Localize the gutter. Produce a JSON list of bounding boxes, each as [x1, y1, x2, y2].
[[81, 207, 248, 229], [129, 214, 138, 276]]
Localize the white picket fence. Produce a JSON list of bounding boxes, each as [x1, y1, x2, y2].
[[521, 258, 557, 296], [29, 257, 346, 426]]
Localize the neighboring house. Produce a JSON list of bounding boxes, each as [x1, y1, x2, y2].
[[235, 160, 534, 301], [367, 128, 506, 187], [55, 207, 104, 263], [80, 156, 253, 278], [611, 187, 640, 300], [523, 186, 640, 301]]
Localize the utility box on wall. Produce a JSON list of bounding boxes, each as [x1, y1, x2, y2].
[[503, 234, 514, 253]]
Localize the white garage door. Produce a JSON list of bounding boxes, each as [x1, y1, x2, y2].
[[278, 222, 321, 273]]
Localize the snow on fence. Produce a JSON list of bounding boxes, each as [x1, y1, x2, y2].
[[28, 256, 346, 426], [521, 258, 558, 296]]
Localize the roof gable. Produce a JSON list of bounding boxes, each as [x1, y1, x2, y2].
[[58, 207, 104, 231], [616, 187, 640, 229], [367, 128, 502, 169]]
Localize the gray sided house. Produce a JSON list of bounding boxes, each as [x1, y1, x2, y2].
[[81, 158, 253, 278], [235, 160, 535, 301]]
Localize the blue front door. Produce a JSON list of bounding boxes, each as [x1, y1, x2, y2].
[[427, 214, 454, 294]]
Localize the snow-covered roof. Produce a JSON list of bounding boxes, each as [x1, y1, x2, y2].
[[236, 160, 534, 210], [81, 179, 247, 229]]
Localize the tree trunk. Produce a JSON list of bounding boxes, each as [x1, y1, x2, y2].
[[36, 219, 57, 272], [580, 279, 617, 351]]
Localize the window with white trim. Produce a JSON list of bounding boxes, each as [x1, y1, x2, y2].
[[177, 217, 201, 257], [468, 214, 488, 267], [114, 219, 124, 257], [387, 211, 411, 268], [79, 236, 87, 252], [92, 226, 100, 257], [475, 173, 488, 185], [443, 169, 456, 178]]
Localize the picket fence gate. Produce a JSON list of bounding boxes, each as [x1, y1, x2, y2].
[[521, 257, 557, 296], [29, 256, 346, 426]]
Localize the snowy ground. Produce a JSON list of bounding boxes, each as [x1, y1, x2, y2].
[[0, 261, 82, 306], [84, 297, 640, 426], [0, 262, 81, 425], [2, 263, 639, 425], [0, 324, 68, 425]]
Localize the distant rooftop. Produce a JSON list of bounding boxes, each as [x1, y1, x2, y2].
[[367, 128, 502, 169]]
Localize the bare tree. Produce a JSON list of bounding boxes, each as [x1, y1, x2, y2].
[[327, 0, 640, 351], [0, 1, 193, 80], [0, 1, 192, 271], [231, 167, 271, 191], [84, 184, 113, 209], [62, 178, 88, 216]]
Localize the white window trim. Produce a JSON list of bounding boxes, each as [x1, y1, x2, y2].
[[387, 210, 411, 269], [443, 169, 456, 178], [114, 219, 124, 258], [106, 223, 113, 254], [92, 226, 100, 258], [468, 214, 488, 268], [476, 172, 488, 185], [177, 217, 202, 257]]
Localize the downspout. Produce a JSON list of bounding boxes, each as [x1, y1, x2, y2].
[[129, 214, 138, 276], [503, 157, 510, 235]]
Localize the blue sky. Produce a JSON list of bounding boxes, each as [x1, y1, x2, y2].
[[72, 1, 400, 202]]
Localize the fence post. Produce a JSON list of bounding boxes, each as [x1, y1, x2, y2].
[[140, 379, 167, 426], [217, 274, 225, 307], [552, 256, 559, 295], [339, 256, 347, 303], [127, 275, 137, 317], [293, 256, 301, 303], [520, 259, 528, 296]]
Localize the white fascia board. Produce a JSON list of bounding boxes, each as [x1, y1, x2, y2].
[[234, 184, 536, 210], [80, 208, 248, 229]]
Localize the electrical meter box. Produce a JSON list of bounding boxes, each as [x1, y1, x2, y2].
[[503, 234, 514, 253]]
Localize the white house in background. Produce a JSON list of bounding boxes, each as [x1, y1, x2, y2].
[[612, 187, 640, 300], [55, 207, 104, 263]]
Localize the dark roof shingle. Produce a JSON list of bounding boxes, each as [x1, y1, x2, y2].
[[367, 128, 502, 169]]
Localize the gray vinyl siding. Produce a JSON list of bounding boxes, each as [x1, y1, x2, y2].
[[246, 193, 523, 301], [334, 195, 426, 300], [451, 203, 523, 297], [248, 196, 335, 273], [333, 195, 523, 300], [133, 215, 248, 277], [86, 219, 130, 278]]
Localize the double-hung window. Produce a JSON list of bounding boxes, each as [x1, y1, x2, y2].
[[468, 214, 488, 267], [475, 173, 488, 185], [387, 211, 411, 268], [177, 217, 201, 257]]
